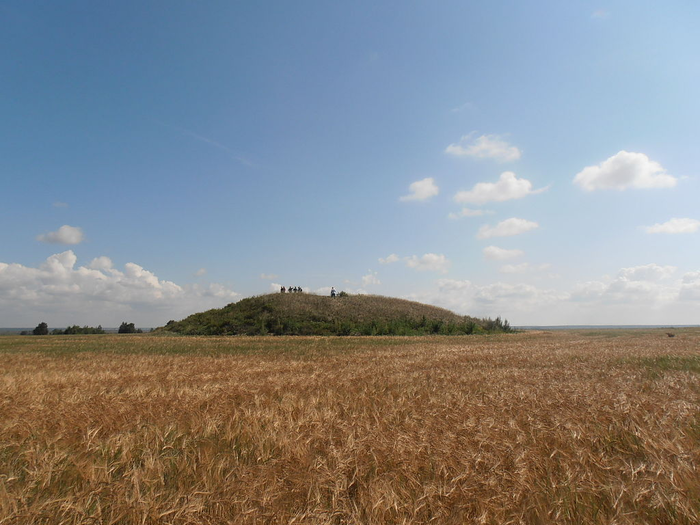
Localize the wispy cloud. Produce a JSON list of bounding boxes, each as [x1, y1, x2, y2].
[[157, 120, 254, 167], [448, 207, 493, 219], [445, 133, 521, 162], [450, 101, 476, 113], [477, 218, 539, 239], [483, 246, 524, 261]]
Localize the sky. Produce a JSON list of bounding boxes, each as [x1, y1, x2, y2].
[[2, 1, 700, 327]]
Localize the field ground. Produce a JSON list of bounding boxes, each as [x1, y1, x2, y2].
[[0, 329, 698, 524]]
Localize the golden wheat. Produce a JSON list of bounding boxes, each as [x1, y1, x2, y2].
[[0, 330, 698, 524]]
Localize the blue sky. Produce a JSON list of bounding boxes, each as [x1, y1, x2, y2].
[[2, 1, 699, 327]]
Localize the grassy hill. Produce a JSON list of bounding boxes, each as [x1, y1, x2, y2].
[[158, 293, 511, 336]]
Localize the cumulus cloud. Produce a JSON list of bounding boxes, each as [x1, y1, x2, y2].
[[573, 151, 677, 191], [36, 225, 84, 245], [0, 251, 240, 326], [499, 263, 551, 274], [617, 263, 676, 282], [89, 256, 113, 271], [362, 271, 381, 287], [483, 246, 524, 261], [454, 172, 547, 204], [680, 272, 700, 301], [445, 134, 521, 162], [400, 177, 439, 201], [644, 218, 700, 235], [379, 254, 400, 264], [407, 279, 567, 323], [380, 253, 451, 274], [570, 264, 677, 305], [477, 218, 539, 239], [448, 207, 493, 219], [409, 262, 700, 325], [405, 253, 451, 274]]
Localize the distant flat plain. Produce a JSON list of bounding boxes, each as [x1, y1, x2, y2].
[[1, 329, 698, 524]]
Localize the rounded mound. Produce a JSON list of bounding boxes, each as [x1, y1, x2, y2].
[[159, 293, 510, 336]]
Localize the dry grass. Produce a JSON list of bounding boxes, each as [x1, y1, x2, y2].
[[0, 330, 698, 524]]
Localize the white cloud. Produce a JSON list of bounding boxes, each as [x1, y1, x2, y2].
[[379, 254, 400, 264], [36, 225, 84, 245], [195, 268, 208, 277], [407, 279, 567, 323], [409, 263, 700, 325], [445, 134, 521, 162], [483, 246, 524, 261], [499, 263, 529, 274], [450, 101, 475, 113], [89, 256, 113, 271], [570, 264, 677, 305], [477, 218, 539, 239], [617, 263, 676, 282], [0, 251, 240, 326], [260, 273, 278, 280], [454, 172, 547, 204], [573, 151, 677, 191], [680, 272, 700, 301], [645, 218, 700, 235], [400, 177, 439, 202], [448, 207, 493, 219], [499, 263, 551, 274], [405, 253, 451, 274], [362, 271, 381, 287]]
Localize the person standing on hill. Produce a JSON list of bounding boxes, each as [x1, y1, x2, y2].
[[281, 286, 286, 293], [330, 287, 336, 297]]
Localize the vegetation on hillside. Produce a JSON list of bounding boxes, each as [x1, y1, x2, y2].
[[158, 293, 512, 336]]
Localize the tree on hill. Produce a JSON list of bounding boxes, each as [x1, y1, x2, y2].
[[33, 322, 49, 335], [118, 322, 137, 334]]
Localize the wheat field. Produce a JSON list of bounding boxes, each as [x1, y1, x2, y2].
[[0, 330, 698, 524]]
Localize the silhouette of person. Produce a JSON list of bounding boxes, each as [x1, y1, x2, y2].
[[330, 287, 336, 297], [298, 287, 303, 293], [281, 286, 286, 293]]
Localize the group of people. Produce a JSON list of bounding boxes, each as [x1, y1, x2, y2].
[[279, 286, 342, 297]]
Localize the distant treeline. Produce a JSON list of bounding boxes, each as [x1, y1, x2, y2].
[[22, 321, 145, 335]]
